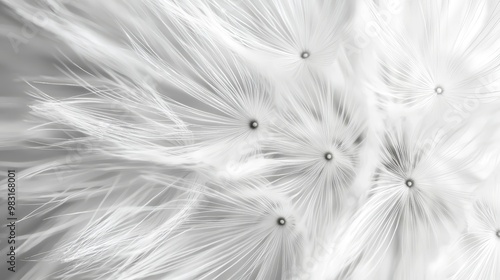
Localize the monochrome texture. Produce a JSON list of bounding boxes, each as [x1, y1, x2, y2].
[[0, 0, 499, 279]]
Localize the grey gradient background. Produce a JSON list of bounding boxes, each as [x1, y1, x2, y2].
[[0, 5, 77, 278]]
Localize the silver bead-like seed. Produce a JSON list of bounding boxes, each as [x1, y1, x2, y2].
[[435, 86, 443, 95], [405, 179, 414, 188], [249, 120, 259, 129], [277, 217, 286, 226], [325, 152, 333, 161], [301, 51, 310, 59]]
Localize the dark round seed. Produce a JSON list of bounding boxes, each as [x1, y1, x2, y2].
[[324, 152, 333, 161], [249, 120, 259, 129], [405, 179, 414, 188]]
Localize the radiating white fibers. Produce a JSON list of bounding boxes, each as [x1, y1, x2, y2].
[[129, 180, 308, 280], [0, 0, 500, 279], [442, 169, 500, 280], [315, 121, 491, 280], [25, 177, 308, 280], [163, 0, 354, 78], [264, 76, 367, 240], [368, 0, 500, 119]]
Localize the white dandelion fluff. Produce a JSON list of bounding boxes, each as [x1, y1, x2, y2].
[[136, 179, 308, 280], [369, 0, 500, 117], [164, 0, 354, 77], [444, 170, 500, 280], [49, 177, 307, 280], [17, 176, 307, 280], [319, 121, 487, 279], [1, 0, 500, 279], [265, 76, 367, 239], [2, 0, 278, 173]]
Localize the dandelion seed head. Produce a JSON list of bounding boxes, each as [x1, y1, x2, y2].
[[191, 0, 352, 77], [156, 184, 308, 279], [265, 77, 366, 240]]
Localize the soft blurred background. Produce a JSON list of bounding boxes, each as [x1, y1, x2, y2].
[[0, 4, 77, 277]]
